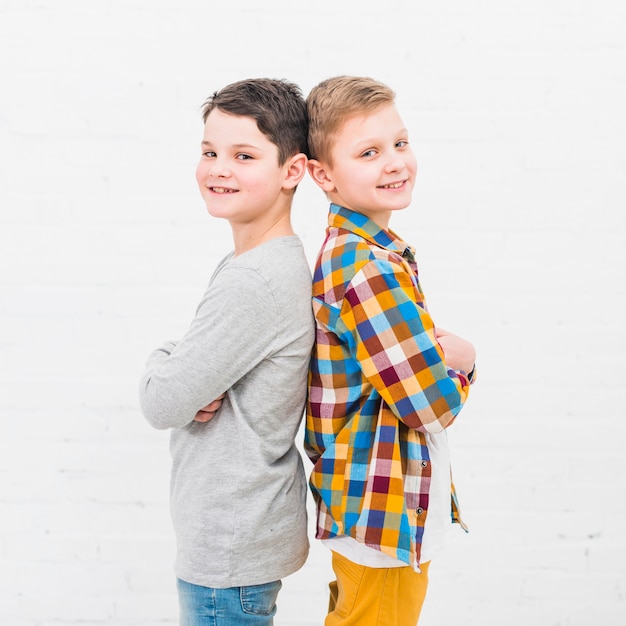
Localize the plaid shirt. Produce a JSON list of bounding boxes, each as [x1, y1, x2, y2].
[[305, 204, 473, 566]]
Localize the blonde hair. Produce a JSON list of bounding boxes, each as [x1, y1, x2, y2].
[[307, 76, 395, 165]]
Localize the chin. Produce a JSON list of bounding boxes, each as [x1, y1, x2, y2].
[[206, 207, 229, 219]]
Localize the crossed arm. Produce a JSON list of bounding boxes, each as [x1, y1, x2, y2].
[[338, 258, 476, 432], [193, 394, 226, 423], [435, 327, 476, 376], [197, 334, 473, 425], [139, 267, 276, 430]]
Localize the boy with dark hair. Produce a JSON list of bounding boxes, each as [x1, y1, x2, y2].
[[304, 75, 477, 626], [140, 78, 314, 626]]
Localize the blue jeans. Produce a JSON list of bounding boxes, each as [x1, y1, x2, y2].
[[177, 578, 282, 626]]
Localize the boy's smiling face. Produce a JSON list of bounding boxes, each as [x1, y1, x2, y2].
[[196, 108, 295, 225], [309, 103, 417, 229]]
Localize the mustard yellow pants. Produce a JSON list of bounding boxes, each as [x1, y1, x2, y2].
[[325, 551, 430, 626]]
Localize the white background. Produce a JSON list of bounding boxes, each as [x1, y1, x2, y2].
[[1, 1, 625, 624]]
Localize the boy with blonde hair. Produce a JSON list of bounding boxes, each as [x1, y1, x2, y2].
[[140, 78, 314, 626], [305, 76, 477, 626]]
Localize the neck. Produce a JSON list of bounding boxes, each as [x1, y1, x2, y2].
[[231, 212, 294, 256]]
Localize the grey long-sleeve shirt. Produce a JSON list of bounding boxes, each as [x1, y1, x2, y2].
[[139, 236, 314, 588]]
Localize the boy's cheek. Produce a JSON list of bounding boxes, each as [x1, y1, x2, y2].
[[195, 163, 207, 184]]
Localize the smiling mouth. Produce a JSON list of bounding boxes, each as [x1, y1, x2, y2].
[[378, 181, 405, 189], [210, 187, 237, 194]]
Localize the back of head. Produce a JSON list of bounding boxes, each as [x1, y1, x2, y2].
[[201, 78, 309, 165], [307, 76, 396, 165]]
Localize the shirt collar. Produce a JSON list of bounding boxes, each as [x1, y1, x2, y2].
[[328, 203, 415, 263]]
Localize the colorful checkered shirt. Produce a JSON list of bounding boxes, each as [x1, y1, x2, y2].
[[305, 204, 473, 566]]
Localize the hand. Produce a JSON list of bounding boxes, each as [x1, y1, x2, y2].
[[435, 328, 476, 375], [193, 394, 226, 423]]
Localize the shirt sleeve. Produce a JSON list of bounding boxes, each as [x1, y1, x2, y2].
[[337, 257, 470, 434], [139, 266, 278, 430]]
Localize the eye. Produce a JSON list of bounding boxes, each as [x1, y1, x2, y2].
[[360, 148, 377, 158], [236, 153, 253, 160], [202, 150, 216, 158], [396, 140, 409, 149]]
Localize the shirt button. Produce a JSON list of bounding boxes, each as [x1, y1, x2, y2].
[[417, 507, 424, 515], [420, 460, 428, 468]]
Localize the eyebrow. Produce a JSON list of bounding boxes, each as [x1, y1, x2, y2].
[[354, 128, 409, 146], [201, 140, 262, 150]]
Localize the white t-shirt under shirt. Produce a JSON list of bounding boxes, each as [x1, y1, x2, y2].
[[323, 430, 452, 571]]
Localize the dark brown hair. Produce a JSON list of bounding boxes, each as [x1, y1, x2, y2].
[[201, 78, 308, 165]]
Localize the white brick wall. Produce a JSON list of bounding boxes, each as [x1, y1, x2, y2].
[[1, 1, 624, 624]]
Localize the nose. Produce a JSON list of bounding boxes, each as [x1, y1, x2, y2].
[[208, 157, 231, 178], [384, 154, 405, 174], [197, 155, 231, 180], [196, 157, 231, 189]]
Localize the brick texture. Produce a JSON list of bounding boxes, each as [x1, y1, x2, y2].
[[1, 1, 625, 624]]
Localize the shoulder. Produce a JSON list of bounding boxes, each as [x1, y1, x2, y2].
[[233, 236, 307, 269], [315, 230, 406, 293], [202, 254, 275, 317], [320, 229, 403, 267], [219, 237, 312, 312], [235, 237, 311, 291]]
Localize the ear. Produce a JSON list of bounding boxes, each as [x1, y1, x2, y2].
[[282, 153, 308, 190], [307, 159, 336, 192]]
